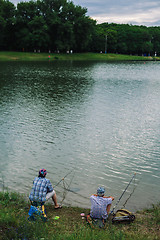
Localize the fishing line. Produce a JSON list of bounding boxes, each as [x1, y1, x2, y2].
[[52, 168, 75, 204], [53, 162, 79, 204], [60, 169, 76, 204], [54, 169, 89, 202], [53, 157, 92, 204], [62, 183, 89, 200], [53, 169, 74, 188]]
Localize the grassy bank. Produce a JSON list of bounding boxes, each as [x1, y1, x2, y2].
[[0, 191, 160, 240], [0, 51, 159, 61]]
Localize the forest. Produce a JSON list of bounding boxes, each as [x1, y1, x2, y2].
[[0, 0, 160, 55]]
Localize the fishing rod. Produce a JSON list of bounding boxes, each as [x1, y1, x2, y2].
[[53, 169, 74, 188], [61, 169, 76, 204], [53, 169, 89, 201], [111, 172, 136, 215]]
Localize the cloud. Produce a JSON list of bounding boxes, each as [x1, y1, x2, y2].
[[73, 0, 160, 26], [93, 6, 160, 26]]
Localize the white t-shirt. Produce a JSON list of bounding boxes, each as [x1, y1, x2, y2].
[[90, 195, 112, 219]]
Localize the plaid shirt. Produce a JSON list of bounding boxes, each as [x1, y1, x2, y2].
[[29, 177, 53, 202]]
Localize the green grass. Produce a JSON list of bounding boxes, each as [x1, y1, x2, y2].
[[0, 191, 160, 240], [0, 51, 159, 61]]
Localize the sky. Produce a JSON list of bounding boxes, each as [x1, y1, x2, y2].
[[11, 0, 160, 27]]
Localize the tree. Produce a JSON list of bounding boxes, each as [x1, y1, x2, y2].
[[15, 1, 39, 51], [28, 16, 49, 50], [149, 27, 160, 55], [93, 23, 160, 56], [39, 0, 96, 52], [105, 29, 117, 53], [116, 25, 128, 54], [73, 13, 96, 52], [0, 0, 15, 50], [142, 41, 153, 55]]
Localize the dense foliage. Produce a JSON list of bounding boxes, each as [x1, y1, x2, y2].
[[0, 0, 96, 52], [93, 23, 160, 56], [0, 0, 160, 55]]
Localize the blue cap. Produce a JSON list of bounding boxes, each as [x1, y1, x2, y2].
[[97, 187, 105, 196]]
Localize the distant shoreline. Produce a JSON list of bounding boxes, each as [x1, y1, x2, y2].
[[0, 51, 159, 61]]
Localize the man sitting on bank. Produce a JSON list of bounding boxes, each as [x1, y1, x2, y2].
[[29, 168, 61, 220], [90, 187, 114, 223]]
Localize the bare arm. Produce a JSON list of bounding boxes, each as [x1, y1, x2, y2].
[[92, 195, 115, 201], [103, 196, 114, 200], [107, 204, 112, 215]]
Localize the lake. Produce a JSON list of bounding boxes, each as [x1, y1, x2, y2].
[[0, 60, 160, 212]]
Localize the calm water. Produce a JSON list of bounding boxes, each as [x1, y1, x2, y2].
[[0, 60, 160, 211]]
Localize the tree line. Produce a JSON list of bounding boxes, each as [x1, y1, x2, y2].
[[94, 23, 160, 56], [1, 0, 160, 55]]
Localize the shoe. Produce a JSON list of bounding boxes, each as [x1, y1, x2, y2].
[[54, 205, 62, 210]]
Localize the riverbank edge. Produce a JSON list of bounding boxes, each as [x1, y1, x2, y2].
[[0, 191, 160, 240], [0, 51, 159, 61]]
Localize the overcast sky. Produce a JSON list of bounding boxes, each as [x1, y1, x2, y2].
[[73, 0, 160, 26], [11, 0, 160, 26]]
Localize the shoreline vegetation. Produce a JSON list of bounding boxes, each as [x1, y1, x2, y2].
[[0, 51, 160, 62], [0, 191, 160, 240]]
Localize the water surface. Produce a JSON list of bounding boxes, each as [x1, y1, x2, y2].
[[0, 60, 160, 211]]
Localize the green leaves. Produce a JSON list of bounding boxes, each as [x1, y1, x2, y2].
[[9, 0, 96, 52], [93, 23, 160, 55]]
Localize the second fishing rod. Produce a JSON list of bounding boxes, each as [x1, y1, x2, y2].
[[110, 172, 136, 215]]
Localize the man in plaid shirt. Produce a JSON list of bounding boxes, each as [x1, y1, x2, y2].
[[29, 168, 61, 209]]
